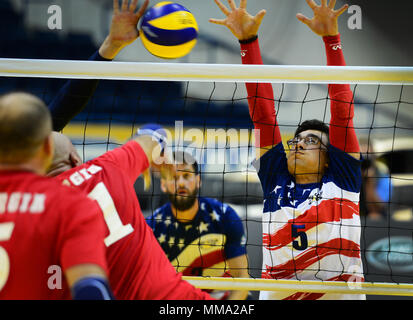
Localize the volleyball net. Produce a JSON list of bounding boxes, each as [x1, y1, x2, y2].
[[1, 59, 413, 298]]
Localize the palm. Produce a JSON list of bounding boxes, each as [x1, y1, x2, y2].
[[209, 0, 266, 41], [109, 12, 140, 46], [224, 9, 260, 39], [296, 0, 349, 37], [307, 6, 338, 36]]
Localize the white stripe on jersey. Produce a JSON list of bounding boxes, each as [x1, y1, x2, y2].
[[262, 214, 362, 267]]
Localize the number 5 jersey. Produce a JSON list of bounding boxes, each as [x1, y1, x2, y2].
[[256, 143, 365, 300]]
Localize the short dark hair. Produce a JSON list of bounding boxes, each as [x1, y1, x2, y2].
[[172, 150, 199, 175], [294, 119, 329, 139], [0, 92, 52, 164]]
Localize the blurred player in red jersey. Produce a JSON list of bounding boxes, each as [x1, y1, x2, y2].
[[210, 0, 365, 300], [0, 92, 113, 300], [47, 126, 212, 300]]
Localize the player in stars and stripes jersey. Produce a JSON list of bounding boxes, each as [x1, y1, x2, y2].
[[146, 151, 250, 300], [210, 0, 365, 300]]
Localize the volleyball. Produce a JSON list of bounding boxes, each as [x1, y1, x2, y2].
[[140, 2, 198, 59]]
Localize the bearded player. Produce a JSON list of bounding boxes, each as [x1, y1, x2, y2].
[[210, 0, 365, 300], [147, 151, 250, 300]]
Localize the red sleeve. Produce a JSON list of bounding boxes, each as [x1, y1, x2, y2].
[[146, 231, 214, 300], [93, 140, 150, 183], [58, 189, 108, 272], [324, 34, 360, 153], [240, 37, 282, 148]]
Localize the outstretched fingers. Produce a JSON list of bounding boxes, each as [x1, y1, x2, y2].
[[214, 0, 230, 16], [306, 0, 318, 10], [227, 0, 237, 11], [334, 3, 349, 17], [135, 0, 149, 19], [113, 0, 119, 14], [121, 0, 128, 12], [296, 13, 311, 26], [254, 9, 267, 25], [208, 18, 227, 25]]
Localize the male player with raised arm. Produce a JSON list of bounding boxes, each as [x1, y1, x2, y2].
[[41, 0, 211, 300], [48, 127, 212, 300], [210, 0, 365, 300], [0, 92, 113, 300]]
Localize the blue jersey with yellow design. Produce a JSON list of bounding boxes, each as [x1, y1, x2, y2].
[[146, 197, 247, 278]]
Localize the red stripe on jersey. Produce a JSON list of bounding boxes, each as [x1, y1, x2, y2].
[[263, 198, 359, 250], [280, 273, 364, 300], [262, 238, 361, 279], [181, 249, 226, 276], [283, 292, 325, 300]]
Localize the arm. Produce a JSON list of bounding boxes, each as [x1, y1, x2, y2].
[[297, 0, 360, 159], [92, 124, 168, 186], [65, 264, 114, 300], [225, 255, 250, 300], [210, 0, 280, 158], [222, 204, 249, 300], [49, 0, 149, 131], [60, 191, 114, 299]]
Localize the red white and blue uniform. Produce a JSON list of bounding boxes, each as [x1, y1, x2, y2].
[[240, 34, 365, 300], [147, 197, 247, 299]]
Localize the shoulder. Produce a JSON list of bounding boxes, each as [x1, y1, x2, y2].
[[200, 197, 239, 219], [147, 203, 170, 223]]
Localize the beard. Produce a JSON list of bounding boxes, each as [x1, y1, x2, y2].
[[168, 186, 199, 211]]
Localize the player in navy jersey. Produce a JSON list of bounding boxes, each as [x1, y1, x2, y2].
[[210, 0, 365, 300], [147, 151, 250, 300]]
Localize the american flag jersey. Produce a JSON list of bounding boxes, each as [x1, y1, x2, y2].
[[256, 143, 365, 300], [147, 197, 247, 299]]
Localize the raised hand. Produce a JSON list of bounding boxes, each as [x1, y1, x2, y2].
[[296, 0, 348, 37], [99, 0, 149, 59], [209, 0, 266, 41]]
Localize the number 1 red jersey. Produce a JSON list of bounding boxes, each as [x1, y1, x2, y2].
[[56, 140, 212, 300], [0, 170, 107, 299]]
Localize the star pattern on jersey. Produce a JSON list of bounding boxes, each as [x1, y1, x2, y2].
[[169, 236, 175, 245], [164, 218, 172, 227], [210, 210, 220, 222], [158, 233, 166, 244], [198, 221, 209, 233], [177, 238, 185, 249]]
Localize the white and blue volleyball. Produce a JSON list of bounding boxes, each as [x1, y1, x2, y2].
[[140, 2, 198, 59]]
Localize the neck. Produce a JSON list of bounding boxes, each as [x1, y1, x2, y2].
[[171, 200, 199, 223], [0, 162, 44, 175], [294, 172, 323, 185]]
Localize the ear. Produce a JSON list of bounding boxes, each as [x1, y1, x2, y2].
[[160, 178, 167, 193], [69, 151, 82, 168], [196, 174, 201, 189], [44, 134, 54, 159]]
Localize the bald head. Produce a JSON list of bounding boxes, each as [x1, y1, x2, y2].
[[0, 92, 52, 164], [47, 132, 82, 177]]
